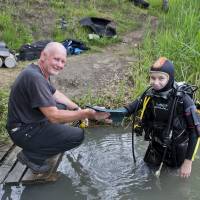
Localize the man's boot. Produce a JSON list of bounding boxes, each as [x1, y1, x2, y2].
[[17, 151, 51, 174]]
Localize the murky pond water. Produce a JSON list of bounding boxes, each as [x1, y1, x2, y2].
[[1, 127, 200, 200]]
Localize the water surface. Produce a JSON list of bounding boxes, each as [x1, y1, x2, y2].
[[1, 127, 199, 200]]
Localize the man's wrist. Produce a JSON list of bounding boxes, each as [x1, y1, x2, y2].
[[72, 106, 81, 111]]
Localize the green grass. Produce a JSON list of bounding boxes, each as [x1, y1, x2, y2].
[[0, 90, 9, 142], [0, 0, 140, 50], [130, 0, 200, 99], [50, 0, 140, 49], [0, 11, 33, 50]]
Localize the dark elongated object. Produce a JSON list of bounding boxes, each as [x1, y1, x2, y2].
[[155, 88, 182, 177]]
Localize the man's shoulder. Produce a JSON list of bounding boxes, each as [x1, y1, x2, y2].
[[24, 63, 40, 74], [21, 64, 43, 79]]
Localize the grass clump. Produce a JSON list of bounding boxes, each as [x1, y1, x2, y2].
[[0, 90, 9, 142], [0, 11, 33, 50]]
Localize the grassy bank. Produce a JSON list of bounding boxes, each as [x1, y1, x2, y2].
[[0, 90, 9, 142], [131, 0, 200, 99], [0, 0, 141, 50], [76, 0, 200, 107], [0, 0, 142, 141]]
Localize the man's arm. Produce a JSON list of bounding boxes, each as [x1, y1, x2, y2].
[[124, 98, 142, 116], [39, 106, 110, 124], [53, 90, 79, 110]]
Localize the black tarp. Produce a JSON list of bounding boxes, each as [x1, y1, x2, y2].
[[79, 17, 116, 37]]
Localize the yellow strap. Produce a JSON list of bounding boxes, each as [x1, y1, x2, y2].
[[140, 97, 151, 120], [192, 137, 200, 161], [133, 97, 150, 129]]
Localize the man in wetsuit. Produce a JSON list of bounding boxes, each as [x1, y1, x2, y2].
[[125, 57, 200, 178], [6, 42, 109, 174]]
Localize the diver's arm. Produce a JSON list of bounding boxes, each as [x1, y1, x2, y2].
[[185, 129, 198, 160], [183, 94, 200, 160], [180, 94, 200, 178], [180, 130, 198, 178], [124, 98, 142, 116]]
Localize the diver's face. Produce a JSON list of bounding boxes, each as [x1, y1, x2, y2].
[[149, 72, 169, 91]]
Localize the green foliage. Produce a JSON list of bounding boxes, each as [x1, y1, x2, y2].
[[0, 0, 140, 50], [0, 11, 33, 50], [73, 80, 130, 108], [131, 0, 200, 99], [0, 90, 9, 142], [50, 0, 139, 48]]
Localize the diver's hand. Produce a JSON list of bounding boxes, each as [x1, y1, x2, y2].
[[179, 159, 192, 178]]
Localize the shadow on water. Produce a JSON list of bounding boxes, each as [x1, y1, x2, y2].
[[0, 126, 200, 200]]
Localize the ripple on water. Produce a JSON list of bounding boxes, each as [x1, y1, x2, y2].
[[59, 128, 152, 199], [4, 127, 199, 200]]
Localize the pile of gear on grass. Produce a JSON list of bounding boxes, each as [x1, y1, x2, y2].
[[0, 41, 17, 68], [0, 16, 117, 68]]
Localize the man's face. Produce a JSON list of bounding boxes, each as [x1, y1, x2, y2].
[[44, 50, 67, 76], [149, 72, 169, 91]]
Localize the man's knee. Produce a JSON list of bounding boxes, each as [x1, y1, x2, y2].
[[73, 128, 85, 146], [62, 126, 85, 149]]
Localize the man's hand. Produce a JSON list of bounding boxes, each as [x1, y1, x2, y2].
[[85, 109, 110, 120], [179, 159, 192, 178]]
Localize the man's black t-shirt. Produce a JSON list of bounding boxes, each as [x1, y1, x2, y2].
[[7, 64, 56, 128]]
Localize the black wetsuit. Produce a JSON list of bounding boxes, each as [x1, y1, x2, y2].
[[125, 83, 199, 167], [6, 64, 84, 165]]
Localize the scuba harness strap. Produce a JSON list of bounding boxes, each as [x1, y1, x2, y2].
[[134, 96, 151, 135], [192, 138, 200, 161], [155, 91, 179, 177], [131, 87, 151, 163]]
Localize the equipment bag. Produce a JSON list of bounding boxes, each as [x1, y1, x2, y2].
[[62, 39, 89, 55], [18, 40, 52, 61]]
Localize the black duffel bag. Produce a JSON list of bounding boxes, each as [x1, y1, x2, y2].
[[18, 40, 52, 61]]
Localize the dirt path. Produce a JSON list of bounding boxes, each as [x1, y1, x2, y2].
[[0, 15, 157, 101], [52, 14, 157, 99]]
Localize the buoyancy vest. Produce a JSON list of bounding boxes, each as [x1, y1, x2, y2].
[[142, 84, 190, 146]]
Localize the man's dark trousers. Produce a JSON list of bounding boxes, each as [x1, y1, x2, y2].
[[9, 121, 84, 165]]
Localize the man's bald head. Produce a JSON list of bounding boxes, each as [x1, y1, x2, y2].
[[43, 42, 67, 57], [38, 42, 67, 78]]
